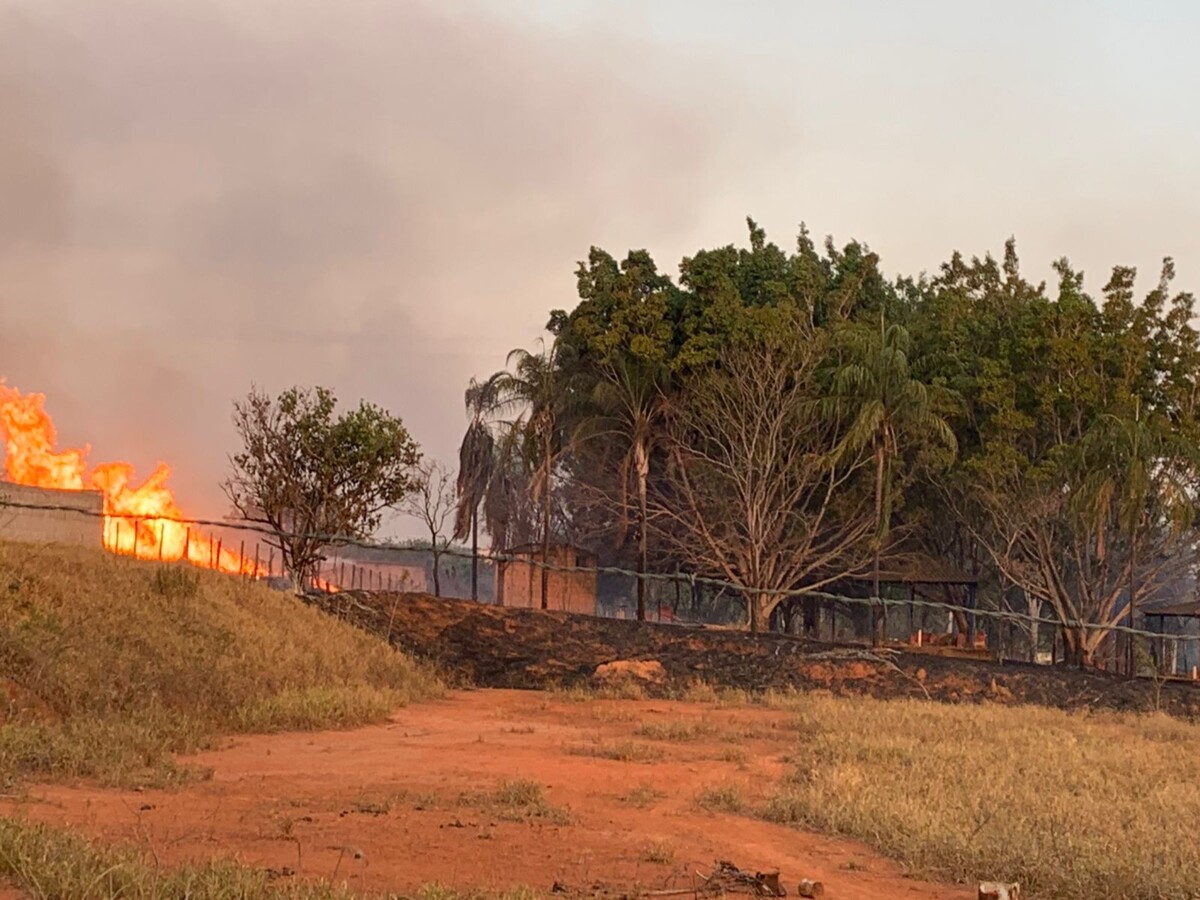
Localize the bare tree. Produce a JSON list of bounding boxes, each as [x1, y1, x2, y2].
[[650, 332, 876, 632], [402, 460, 457, 597]]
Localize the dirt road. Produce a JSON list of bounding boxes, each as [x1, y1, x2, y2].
[[3, 690, 970, 899]]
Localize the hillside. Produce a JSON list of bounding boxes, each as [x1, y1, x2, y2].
[[0, 541, 439, 788]]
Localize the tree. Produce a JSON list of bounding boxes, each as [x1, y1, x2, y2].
[[223, 386, 421, 593], [583, 357, 670, 621], [488, 340, 577, 610], [925, 249, 1200, 667], [651, 330, 875, 632], [402, 460, 456, 597], [829, 314, 957, 645], [453, 378, 497, 601]]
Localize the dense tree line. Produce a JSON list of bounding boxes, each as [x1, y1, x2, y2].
[[457, 219, 1200, 666]]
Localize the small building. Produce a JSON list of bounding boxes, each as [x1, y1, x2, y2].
[[497, 543, 597, 614], [0, 482, 105, 548]]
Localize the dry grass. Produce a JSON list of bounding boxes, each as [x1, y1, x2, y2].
[[458, 779, 573, 825], [566, 740, 665, 763], [619, 784, 666, 808], [0, 542, 440, 788], [755, 692, 1200, 900], [633, 719, 717, 742], [694, 784, 747, 814], [0, 817, 539, 899], [0, 816, 350, 899], [639, 840, 675, 865]]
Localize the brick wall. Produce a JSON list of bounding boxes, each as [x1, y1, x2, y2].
[[498, 545, 597, 615]]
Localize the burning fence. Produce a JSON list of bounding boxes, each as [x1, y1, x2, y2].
[[0, 381, 261, 575]]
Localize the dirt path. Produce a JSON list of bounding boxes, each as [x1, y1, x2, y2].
[[2, 690, 970, 899]]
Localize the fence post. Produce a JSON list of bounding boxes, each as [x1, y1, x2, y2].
[[253, 544, 260, 581], [216, 539, 223, 571], [239, 540, 246, 578], [158, 523, 165, 562], [184, 527, 191, 563]]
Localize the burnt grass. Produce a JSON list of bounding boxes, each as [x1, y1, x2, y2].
[[307, 591, 1200, 719]]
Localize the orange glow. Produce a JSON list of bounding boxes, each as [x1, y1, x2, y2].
[[0, 381, 263, 576]]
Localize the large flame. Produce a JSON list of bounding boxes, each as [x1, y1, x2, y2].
[[0, 382, 263, 576]]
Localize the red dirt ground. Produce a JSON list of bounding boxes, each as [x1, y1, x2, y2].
[[2, 690, 971, 900]]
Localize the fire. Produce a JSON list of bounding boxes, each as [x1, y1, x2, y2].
[[0, 382, 262, 576]]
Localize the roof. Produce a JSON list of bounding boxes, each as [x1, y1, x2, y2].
[[1144, 599, 1200, 618], [852, 555, 979, 586]]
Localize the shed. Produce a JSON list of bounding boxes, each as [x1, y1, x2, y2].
[[496, 543, 598, 615]]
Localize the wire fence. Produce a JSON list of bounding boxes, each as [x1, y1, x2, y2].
[[1, 495, 1198, 677]]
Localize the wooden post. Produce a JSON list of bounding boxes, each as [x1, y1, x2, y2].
[[908, 584, 915, 642], [253, 544, 260, 581], [158, 523, 165, 561], [267, 547, 274, 578], [184, 527, 191, 563], [216, 539, 223, 571], [340, 561, 346, 589], [115, 521, 121, 556], [238, 540, 246, 578]]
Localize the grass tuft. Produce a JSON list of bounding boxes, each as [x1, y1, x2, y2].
[[694, 784, 746, 814], [633, 719, 716, 742], [567, 740, 665, 763]]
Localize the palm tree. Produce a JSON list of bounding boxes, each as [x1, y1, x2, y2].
[[454, 377, 498, 601], [831, 314, 957, 645], [488, 339, 575, 610], [587, 356, 670, 621]]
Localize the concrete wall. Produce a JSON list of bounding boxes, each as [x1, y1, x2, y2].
[[0, 482, 105, 548], [498, 545, 597, 615]]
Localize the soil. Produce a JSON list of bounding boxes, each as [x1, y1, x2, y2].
[[2, 690, 969, 900], [316, 592, 1200, 718]]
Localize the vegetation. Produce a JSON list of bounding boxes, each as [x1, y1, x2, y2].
[[223, 386, 422, 591], [0, 818, 353, 900], [0, 818, 538, 900], [753, 692, 1200, 900], [458, 217, 1200, 659], [0, 542, 439, 788], [401, 460, 457, 596]]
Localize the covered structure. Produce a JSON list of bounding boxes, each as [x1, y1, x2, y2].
[[496, 543, 598, 615], [811, 557, 981, 648], [1143, 599, 1200, 678]]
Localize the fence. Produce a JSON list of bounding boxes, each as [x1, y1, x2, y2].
[[1, 495, 1198, 678]]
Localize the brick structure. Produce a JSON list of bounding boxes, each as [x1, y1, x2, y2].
[[0, 482, 105, 548], [497, 543, 597, 614]]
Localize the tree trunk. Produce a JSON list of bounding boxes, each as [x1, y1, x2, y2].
[[470, 509, 479, 602], [1027, 593, 1040, 664], [636, 443, 649, 622], [540, 460, 551, 611], [432, 548, 442, 597], [749, 592, 765, 634], [1127, 531, 1137, 679], [871, 444, 885, 647]]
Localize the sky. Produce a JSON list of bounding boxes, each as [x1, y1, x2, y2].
[[2, 0, 1199, 534]]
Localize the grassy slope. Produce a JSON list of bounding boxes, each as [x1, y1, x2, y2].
[[0, 541, 440, 788]]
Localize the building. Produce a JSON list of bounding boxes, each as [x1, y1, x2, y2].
[[0, 482, 105, 548], [497, 543, 597, 614]]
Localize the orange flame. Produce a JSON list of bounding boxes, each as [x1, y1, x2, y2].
[[0, 382, 264, 576]]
